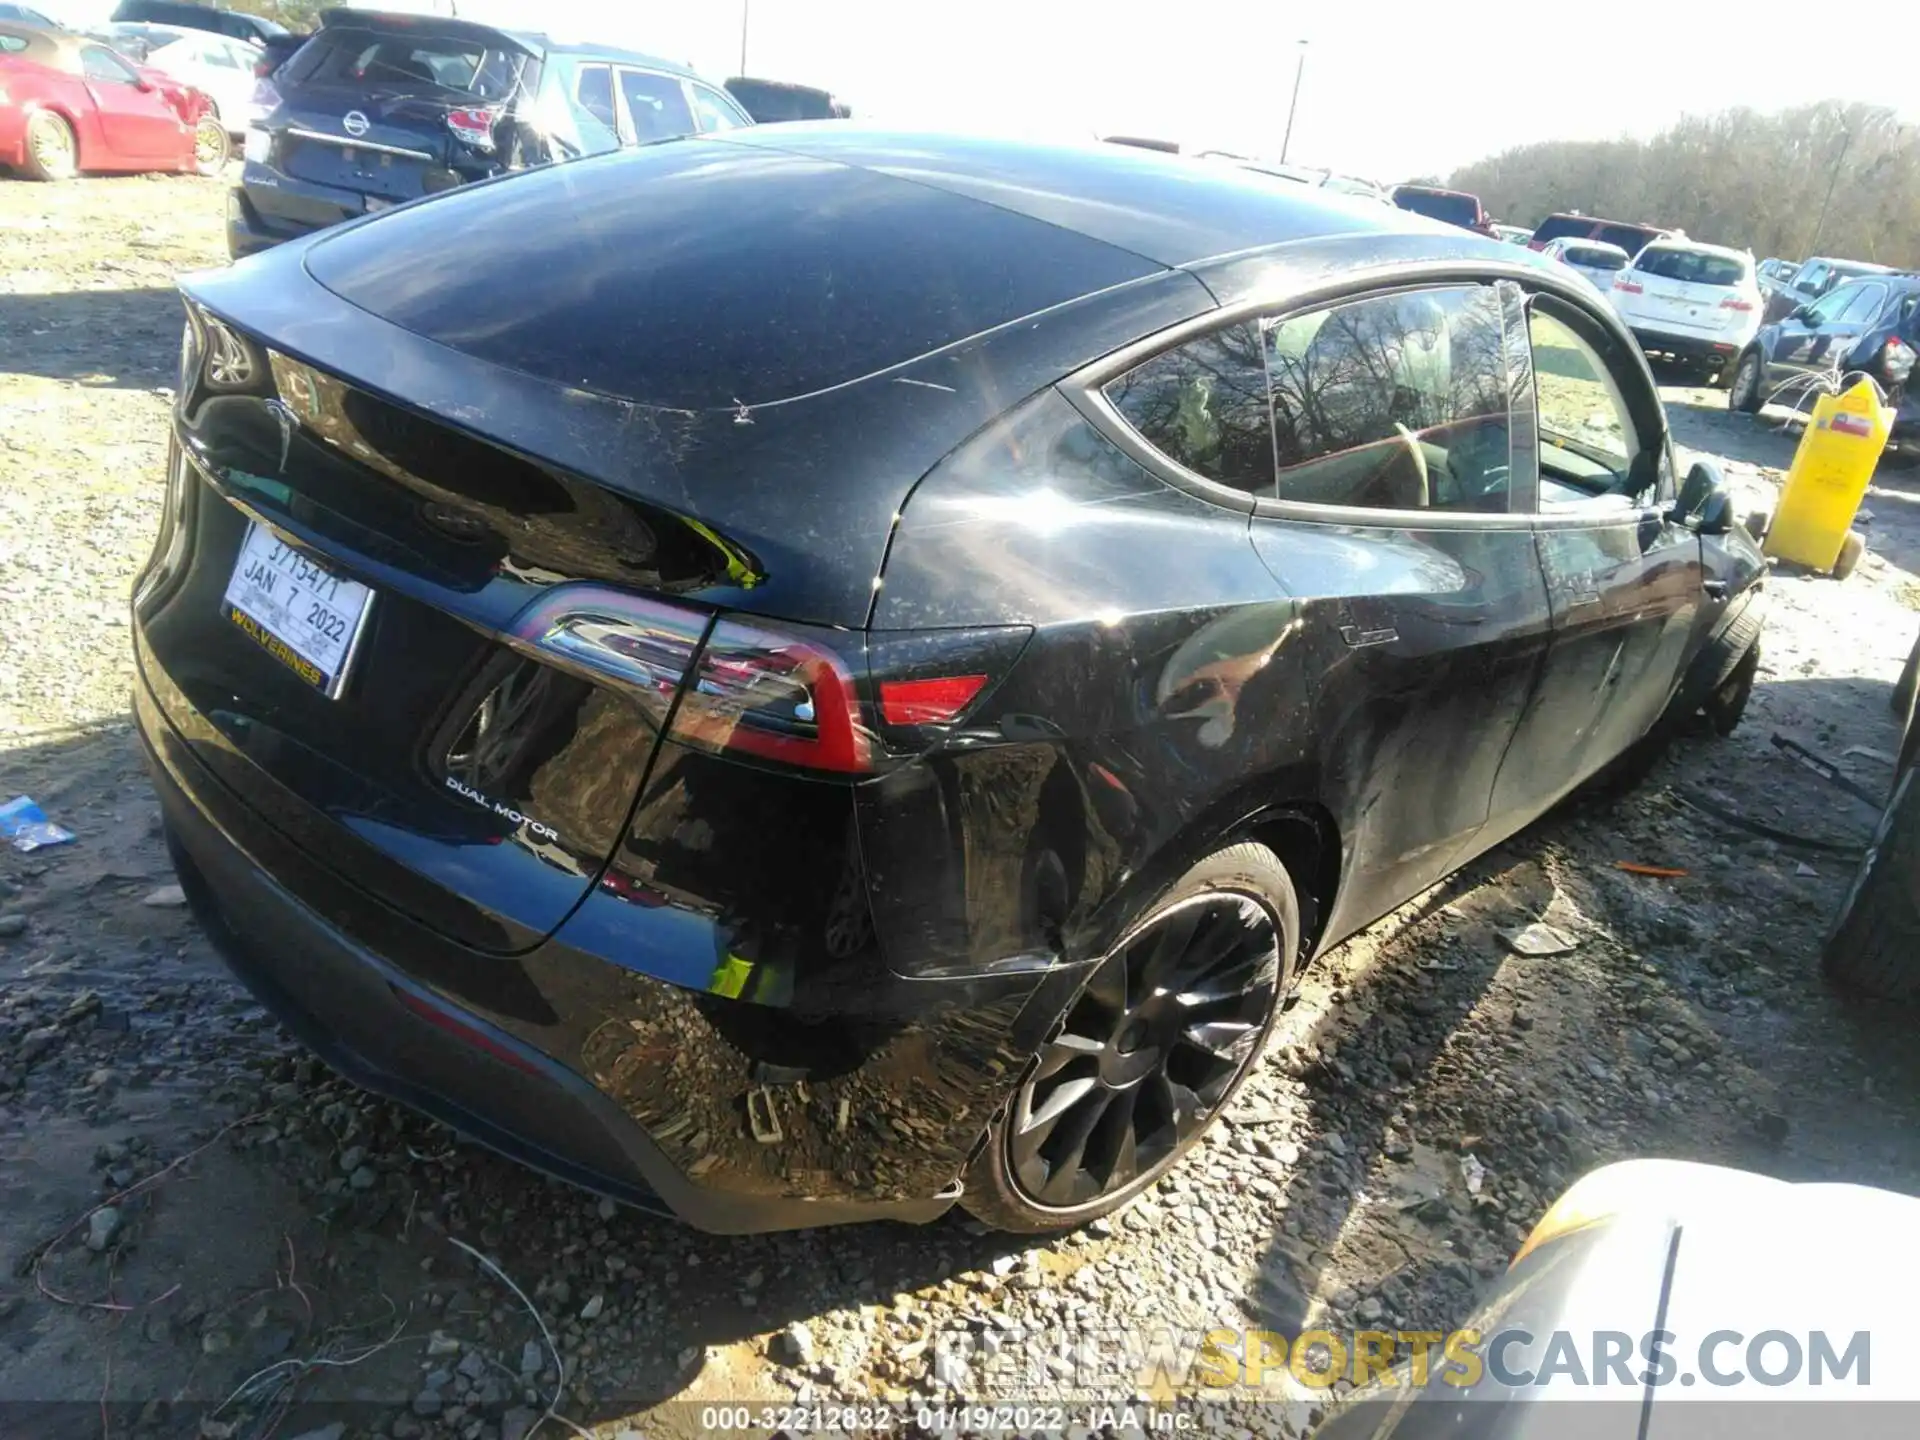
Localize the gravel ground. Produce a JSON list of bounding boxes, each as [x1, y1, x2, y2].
[[5, 175, 1920, 1440]]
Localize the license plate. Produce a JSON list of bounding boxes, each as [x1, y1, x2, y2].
[[222, 522, 373, 698]]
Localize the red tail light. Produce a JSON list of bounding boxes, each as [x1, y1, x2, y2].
[[1720, 296, 1755, 312], [447, 107, 500, 152], [507, 586, 871, 774], [880, 675, 988, 725], [509, 587, 1029, 776], [1882, 335, 1916, 386], [675, 618, 870, 773], [1614, 277, 1643, 294]]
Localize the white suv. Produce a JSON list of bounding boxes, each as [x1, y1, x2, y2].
[[1608, 240, 1763, 386]]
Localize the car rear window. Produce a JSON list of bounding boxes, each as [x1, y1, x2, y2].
[[1530, 216, 1590, 246], [1634, 248, 1748, 287], [305, 141, 1158, 411], [284, 26, 525, 102], [1593, 223, 1663, 255], [1394, 190, 1479, 227], [1566, 245, 1625, 271]]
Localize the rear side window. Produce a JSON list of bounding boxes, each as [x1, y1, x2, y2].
[[1395, 190, 1479, 227], [618, 69, 695, 142], [1263, 285, 1511, 513], [1634, 249, 1748, 287], [689, 83, 748, 132], [1104, 322, 1275, 494], [575, 64, 616, 130], [81, 44, 140, 83]]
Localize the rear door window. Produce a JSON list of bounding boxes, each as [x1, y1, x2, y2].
[[1529, 307, 1640, 507], [617, 68, 695, 143], [1104, 323, 1275, 495], [1261, 285, 1512, 513]]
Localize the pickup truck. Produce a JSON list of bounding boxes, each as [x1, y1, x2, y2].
[[1759, 255, 1900, 325]]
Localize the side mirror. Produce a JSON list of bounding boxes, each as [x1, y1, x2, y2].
[[1695, 490, 1735, 537], [1672, 458, 1723, 522]]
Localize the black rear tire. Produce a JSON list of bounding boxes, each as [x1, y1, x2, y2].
[[1822, 768, 1920, 1001], [1704, 639, 1759, 736], [1729, 351, 1765, 414], [960, 842, 1297, 1233], [1893, 629, 1920, 718]]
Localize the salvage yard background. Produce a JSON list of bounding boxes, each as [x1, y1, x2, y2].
[[5, 175, 1920, 1439]]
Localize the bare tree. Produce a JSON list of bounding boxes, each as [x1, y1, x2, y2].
[[1450, 101, 1920, 266]]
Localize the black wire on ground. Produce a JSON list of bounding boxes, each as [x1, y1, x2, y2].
[[1673, 785, 1866, 857]]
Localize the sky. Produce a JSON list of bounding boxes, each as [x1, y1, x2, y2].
[[443, 0, 1920, 180], [41, 0, 1920, 180]]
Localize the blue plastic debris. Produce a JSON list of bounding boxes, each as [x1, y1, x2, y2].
[[0, 796, 75, 852]]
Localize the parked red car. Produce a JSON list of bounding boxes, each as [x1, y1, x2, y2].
[[0, 21, 226, 180]]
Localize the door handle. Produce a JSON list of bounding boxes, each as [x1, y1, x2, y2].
[[1703, 580, 1729, 599], [1567, 590, 1602, 609]]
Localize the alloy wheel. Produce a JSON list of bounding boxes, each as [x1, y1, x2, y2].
[[1008, 891, 1280, 1209], [31, 115, 74, 178], [1733, 356, 1759, 409], [193, 120, 228, 174]]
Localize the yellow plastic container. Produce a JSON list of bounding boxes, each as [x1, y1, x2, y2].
[[1763, 378, 1894, 571]]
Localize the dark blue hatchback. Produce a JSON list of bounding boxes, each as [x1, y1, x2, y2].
[[228, 6, 750, 258], [1728, 272, 1920, 446]]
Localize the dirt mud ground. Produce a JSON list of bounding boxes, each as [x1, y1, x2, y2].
[[5, 175, 1920, 1440]]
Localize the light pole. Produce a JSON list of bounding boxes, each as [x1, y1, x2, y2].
[[1279, 40, 1308, 164], [1807, 125, 1854, 257], [739, 0, 750, 76]]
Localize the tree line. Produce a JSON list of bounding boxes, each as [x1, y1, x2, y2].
[[1448, 100, 1920, 268]]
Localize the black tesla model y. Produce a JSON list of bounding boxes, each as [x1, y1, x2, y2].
[[134, 129, 1766, 1233]]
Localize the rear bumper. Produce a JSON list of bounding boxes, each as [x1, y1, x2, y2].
[[1628, 326, 1744, 369], [226, 183, 313, 259], [228, 165, 370, 258], [133, 642, 1066, 1231]]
